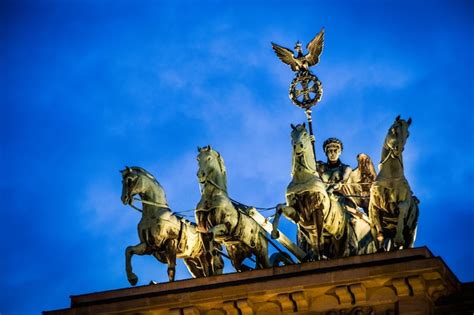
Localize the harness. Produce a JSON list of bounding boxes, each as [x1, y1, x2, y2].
[[199, 178, 243, 238], [176, 220, 184, 248], [125, 172, 170, 212], [374, 143, 409, 191], [230, 208, 243, 240], [379, 143, 404, 170], [293, 151, 317, 175]]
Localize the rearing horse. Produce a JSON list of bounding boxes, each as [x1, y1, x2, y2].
[[120, 166, 223, 286], [272, 124, 376, 260], [369, 116, 419, 250], [196, 146, 271, 271]]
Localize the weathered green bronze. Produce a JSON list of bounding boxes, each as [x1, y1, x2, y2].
[[271, 124, 376, 260], [195, 146, 271, 271], [120, 166, 223, 286], [369, 116, 419, 251]]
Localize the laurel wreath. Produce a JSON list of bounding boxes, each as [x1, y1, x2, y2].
[[289, 72, 323, 109]]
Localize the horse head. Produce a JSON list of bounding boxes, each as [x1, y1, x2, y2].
[[291, 123, 312, 156], [384, 115, 412, 157], [120, 166, 161, 205], [290, 123, 317, 176], [120, 166, 140, 205], [197, 145, 228, 192]]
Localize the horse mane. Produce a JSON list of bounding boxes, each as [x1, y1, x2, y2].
[[291, 151, 316, 176], [290, 124, 317, 176], [130, 166, 160, 185], [214, 151, 228, 192], [291, 153, 297, 177], [388, 118, 410, 138]]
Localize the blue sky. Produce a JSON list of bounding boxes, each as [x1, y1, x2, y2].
[[1, 0, 473, 314]]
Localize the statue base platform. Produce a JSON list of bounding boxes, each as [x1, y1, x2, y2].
[[44, 247, 472, 314]]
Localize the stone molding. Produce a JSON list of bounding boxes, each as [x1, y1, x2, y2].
[[44, 247, 465, 315]]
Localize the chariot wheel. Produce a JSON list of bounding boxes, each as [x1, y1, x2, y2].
[[270, 252, 295, 267]]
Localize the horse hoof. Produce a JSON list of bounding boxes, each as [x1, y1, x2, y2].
[[128, 273, 138, 286], [271, 231, 280, 239], [394, 237, 405, 247]]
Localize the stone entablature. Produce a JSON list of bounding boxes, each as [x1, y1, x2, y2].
[[44, 247, 469, 315]]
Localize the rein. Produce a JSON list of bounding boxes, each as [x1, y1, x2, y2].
[[135, 198, 170, 209], [293, 149, 317, 175], [380, 143, 404, 169], [202, 174, 289, 257], [128, 203, 143, 213], [206, 177, 228, 194], [126, 198, 170, 213], [204, 177, 278, 211], [124, 171, 170, 213]]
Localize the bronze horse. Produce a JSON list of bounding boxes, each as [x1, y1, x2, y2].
[[195, 146, 271, 271], [369, 116, 419, 251], [272, 124, 376, 260], [120, 166, 223, 285]]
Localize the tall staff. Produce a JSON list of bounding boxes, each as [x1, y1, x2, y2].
[[271, 28, 325, 162]]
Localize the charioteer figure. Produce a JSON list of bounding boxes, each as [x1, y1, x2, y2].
[[317, 137, 352, 195]]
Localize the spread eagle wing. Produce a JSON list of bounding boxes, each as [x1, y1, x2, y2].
[[305, 28, 325, 67], [271, 42, 300, 71]]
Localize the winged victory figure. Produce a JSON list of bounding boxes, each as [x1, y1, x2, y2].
[[271, 28, 325, 73]]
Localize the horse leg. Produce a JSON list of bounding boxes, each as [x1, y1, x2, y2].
[[352, 216, 377, 255], [184, 258, 203, 278], [255, 233, 271, 268], [271, 205, 283, 239], [125, 242, 150, 286], [227, 245, 252, 272], [164, 239, 177, 282], [368, 197, 384, 251], [307, 230, 321, 261], [209, 223, 229, 241], [271, 204, 297, 239], [212, 246, 224, 275], [394, 200, 410, 247], [404, 198, 419, 247], [313, 208, 325, 258], [199, 232, 216, 276]]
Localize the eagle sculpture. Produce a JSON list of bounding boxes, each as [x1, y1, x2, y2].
[[271, 28, 325, 73]]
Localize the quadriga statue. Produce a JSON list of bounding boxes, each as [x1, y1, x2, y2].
[[271, 123, 376, 260], [195, 146, 271, 271], [369, 116, 419, 251], [120, 166, 223, 286]]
